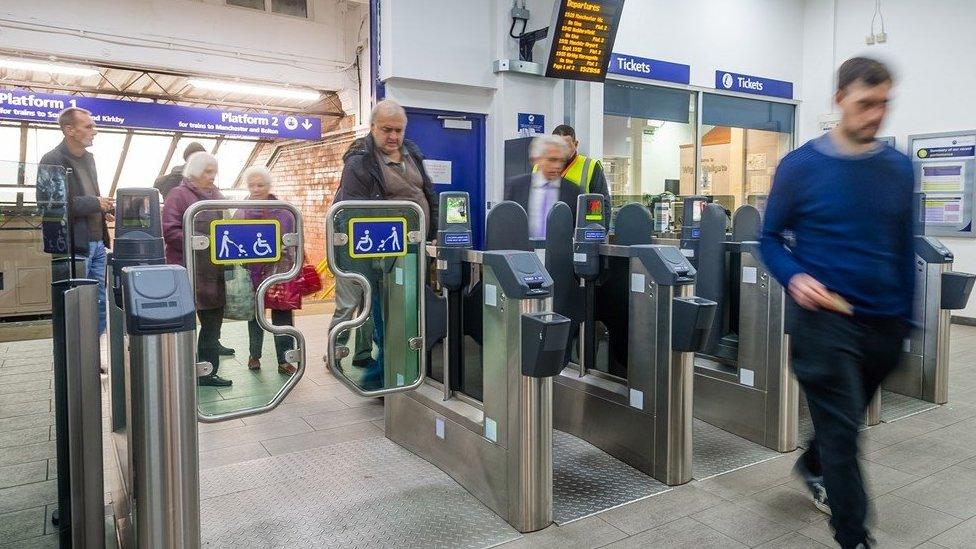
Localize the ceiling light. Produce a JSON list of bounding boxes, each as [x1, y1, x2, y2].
[[647, 119, 665, 128], [187, 79, 320, 101], [0, 58, 99, 77]]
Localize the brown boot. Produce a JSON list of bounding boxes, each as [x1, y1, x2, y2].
[[278, 363, 297, 375], [247, 358, 261, 371]]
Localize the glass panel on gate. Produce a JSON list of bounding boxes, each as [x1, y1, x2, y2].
[[329, 205, 423, 393], [183, 203, 301, 417]]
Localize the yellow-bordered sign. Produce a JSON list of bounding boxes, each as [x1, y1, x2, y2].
[[209, 218, 282, 265], [347, 217, 408, 259]]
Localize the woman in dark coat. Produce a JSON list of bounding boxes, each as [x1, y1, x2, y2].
[[235, 166, 298, 375], [161, 151, 232, 387]]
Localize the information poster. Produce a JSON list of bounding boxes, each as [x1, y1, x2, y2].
[[544, 0, 625, 82], [911, 132, 976, 237]]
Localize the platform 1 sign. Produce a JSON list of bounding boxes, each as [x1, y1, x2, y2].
[[0, 88, 321, 140], [348, 218, 408, 259], [210, 219, 281, 265]]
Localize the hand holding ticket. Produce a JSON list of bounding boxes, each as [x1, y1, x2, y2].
[[788, 273, 854, 315]]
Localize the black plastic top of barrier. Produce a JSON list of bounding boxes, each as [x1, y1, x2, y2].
[[614, 203, 654, 246], [486, 201, 530, 251], [732, 205, 761, 243]]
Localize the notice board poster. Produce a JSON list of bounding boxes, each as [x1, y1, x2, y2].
[[544, 0, 625, 82], [910, 131, 976, 237]]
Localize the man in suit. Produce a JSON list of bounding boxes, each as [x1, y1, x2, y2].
[[504, 134, 576, 238]]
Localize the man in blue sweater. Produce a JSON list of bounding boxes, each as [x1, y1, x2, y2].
[[760, 57, 915, 549]]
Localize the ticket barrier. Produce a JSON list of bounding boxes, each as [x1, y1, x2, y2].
[[687, 203, 798, 452], [548, 198, 718, 485], [373, 196, 571, 532], [104, 199, 316, 548], [865, 235, 975, 424]]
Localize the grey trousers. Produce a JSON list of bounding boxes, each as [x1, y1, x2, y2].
[[329, 276, 374, 361]]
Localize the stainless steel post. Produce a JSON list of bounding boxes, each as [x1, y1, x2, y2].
[[663, 284, 695, 485], [130, 329, 200, 549], [865, 390, 881, 426], [514, 298, 553, 533], [63, 284, 106, 548]]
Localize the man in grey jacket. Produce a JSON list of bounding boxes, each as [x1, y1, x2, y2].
[[40, 107, 113, 336]]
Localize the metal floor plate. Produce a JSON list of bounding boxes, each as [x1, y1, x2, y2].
[[552, 430, 670, 524], [692, 419, 781, 480], [199, 437, 520, 549], [880, 390, 939, 422]]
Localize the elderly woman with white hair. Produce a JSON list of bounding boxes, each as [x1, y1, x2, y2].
[[161, 151, 233, 387], [234, 166, 298, 375]]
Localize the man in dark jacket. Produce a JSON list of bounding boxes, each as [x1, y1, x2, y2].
[[154, 141, 207, 199], [504, 134, 577, 238], [328, 99, 438, 376], [40, 107, 113, 337]]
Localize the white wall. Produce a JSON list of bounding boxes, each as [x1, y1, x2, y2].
[[0, 0, 366, 93], [801, 0, 976, 317]]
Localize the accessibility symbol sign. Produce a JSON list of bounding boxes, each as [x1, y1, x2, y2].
[[209, 219, 281, 265], [348, 217, 408, 259]]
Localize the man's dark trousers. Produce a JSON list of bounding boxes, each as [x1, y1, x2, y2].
[[793, 308, 909, 548]]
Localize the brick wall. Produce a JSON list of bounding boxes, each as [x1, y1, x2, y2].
[[248, 116, 360, 267]]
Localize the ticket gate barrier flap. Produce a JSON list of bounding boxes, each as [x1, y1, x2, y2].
[[326, 200, 427, 397], [183, 200, 307, 422]]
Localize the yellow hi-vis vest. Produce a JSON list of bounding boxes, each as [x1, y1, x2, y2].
[[562, 154, 598, 193]]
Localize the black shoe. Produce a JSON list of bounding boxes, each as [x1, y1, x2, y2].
[[218, 344, 235, 356], [352, 357, 373, 368], [794, 457, 831, 516], [198, 374, 233, 387]]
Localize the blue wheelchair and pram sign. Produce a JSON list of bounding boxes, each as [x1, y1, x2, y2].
[[210, 219, 281, 265], [348, 217, 408, 259]]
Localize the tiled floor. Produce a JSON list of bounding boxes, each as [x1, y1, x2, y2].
[[3, 321, 976, 548]]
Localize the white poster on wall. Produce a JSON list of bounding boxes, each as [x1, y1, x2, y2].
[[423, 159, 452, 185]]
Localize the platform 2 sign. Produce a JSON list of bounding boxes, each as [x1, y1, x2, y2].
[[210, 219, 281, 265], [348, 218, 408, 259], [544, 0, 626, 83], [0, 89, 322, 140]]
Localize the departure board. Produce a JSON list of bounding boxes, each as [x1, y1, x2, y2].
[[544, 0, 625, 82]]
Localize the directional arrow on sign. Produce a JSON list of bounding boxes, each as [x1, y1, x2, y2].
[[301, 119, 313, 130]]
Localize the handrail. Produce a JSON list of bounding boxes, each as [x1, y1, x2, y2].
[[325, 200, 428, 397], [182, 199, 307, 423]]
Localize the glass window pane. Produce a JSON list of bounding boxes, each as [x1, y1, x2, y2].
[[165, 136, 219, 175], [700, 94, 796, 213], [215, 140, 258, 190], [25, 127, 65, 166], [89, 131, 128, 195], [272, 0, 307, 17], [603, 82, 697, 215], [0, 124, 23, 164], [227, 0, 265, 10], [117, 135, 175, 190]]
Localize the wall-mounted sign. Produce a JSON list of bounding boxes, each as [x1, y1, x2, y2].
[[714, 71, 794, 100], [544, 0, 626, 83], [910, 131, 976, 237], [0, 88, 322, 140], [607, 53, 690, 85], [517, 113, 545, 136]]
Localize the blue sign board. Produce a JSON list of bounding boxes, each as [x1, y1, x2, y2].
[[607, 53, 690, 85], [348, 217, 408, 258], [442, 232, 471, 246], [583, 229, 607, 241], [517, 113, 545, 135], [0, 88, 322, 140], [715, 71, 794, 100], [210, 219, 281, 265], [918, 146, 976, 159]]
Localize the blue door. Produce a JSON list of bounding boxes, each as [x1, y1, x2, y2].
[[404, 108, 487, 248]]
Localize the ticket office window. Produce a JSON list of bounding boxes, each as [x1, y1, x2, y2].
[[603, 81, 697, 207], [698, 94, 795, 215]]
